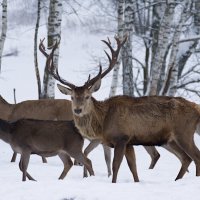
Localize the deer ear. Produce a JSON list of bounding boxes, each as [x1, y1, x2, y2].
[[89, 79, 101, 93], [57, 84, 72, 95]]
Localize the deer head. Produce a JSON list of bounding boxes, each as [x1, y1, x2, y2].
[[39, 36, 127, 117]]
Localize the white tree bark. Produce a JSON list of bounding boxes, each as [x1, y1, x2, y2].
[[147, 0, 176, 96], [160, 0, 190, 96], [42, 0, 63, 99], [109, 0, 124, 97], [150, 0, 166, 93], [176, 0, 200, 79], [0, 0, 7, 73], [122, 0, 135, 96]]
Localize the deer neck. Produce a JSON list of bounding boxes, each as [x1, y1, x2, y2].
[[0, 119, 12, 144], [73, 97, 108, 140]]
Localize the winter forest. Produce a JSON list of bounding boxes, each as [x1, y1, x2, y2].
[[0, 0, 200, 200]]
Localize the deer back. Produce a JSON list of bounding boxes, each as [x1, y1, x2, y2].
[[8, 99, 73, 121]]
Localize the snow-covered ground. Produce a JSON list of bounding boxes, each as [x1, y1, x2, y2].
[[0, 137, 200, 200], [1, 5, 200, 200]]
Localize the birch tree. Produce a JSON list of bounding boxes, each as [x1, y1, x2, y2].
[[0, 0, 7, 73], [115, 0, 200, 98], [147, 0, 176, 95], [41, 0, 63, 99], [160, 1, 190, 96], [109, 0, 124, 97], [122, 0, 135, 96]]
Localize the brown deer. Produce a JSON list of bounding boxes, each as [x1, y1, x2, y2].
[[41, 35, 200, 183], [39, 38, 165, 171], [0, 96, 71, 163], [0, 118, 94, 181], [0, 95, 111, 176]]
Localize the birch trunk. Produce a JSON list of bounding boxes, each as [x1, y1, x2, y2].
[[0, 0, 7, 73], [147, 1, 176, 96], [41, 0, 63, 99], [34, 0, 42, 99], [109, 0, 124, 97], [177, 0, 200, 78], [122, 0, 135, 96], [160, 1, 190, 96]]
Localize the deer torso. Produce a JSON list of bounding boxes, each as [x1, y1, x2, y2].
[[74, 95, 200, 147]]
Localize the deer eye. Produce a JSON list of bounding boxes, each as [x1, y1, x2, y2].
[[85, 96, 90, 100]]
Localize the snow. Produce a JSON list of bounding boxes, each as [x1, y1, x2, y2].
[[1, 3, 200, 200], [0, 137, 200, 200]]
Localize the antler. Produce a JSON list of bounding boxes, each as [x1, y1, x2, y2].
[[84, 35, 127, 88], [39, 35, 127, 89], [39, 38, 76, 89]]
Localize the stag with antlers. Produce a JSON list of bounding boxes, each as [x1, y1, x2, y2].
[[40, 36, 200, 183]]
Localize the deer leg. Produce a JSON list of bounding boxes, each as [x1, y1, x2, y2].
[[74, 139, 100, 167], [102, 144, 112, 177], [19, 158, 36, 181], [125, 145, 139, 182], [143, 146, 160, 169], [163, 141, 192, 180], [58, 153, 73, 180], [11, 151, 17, 162], [175, 135, 200, 177], [71, 152, 94, 178], [112, 140, 127, 183], [80, 139, 100, 177], [42, 156, 47, 163], [19, 152, 33, 182]]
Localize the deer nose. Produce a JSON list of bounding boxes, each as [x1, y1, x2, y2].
[[74, 108, 82, 114]]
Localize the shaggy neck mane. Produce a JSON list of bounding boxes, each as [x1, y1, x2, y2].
[[73, 97, 109, 140]]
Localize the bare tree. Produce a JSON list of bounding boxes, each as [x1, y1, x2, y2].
[[122, 0, 135, 96], [41, 0, 63, 99], [147, 0, 176, 95], [34, 0, 42, 99], [0, 0, 7, 73], [109, 0, 124, 97], [117, 0, 200, 98]]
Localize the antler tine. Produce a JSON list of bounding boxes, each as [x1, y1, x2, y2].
[[40, 37, 76, 89], [84, 74, 91, 85], [100, 35, 127, 79], [84, 63, 102, 88], [101, 39, 115, 55], [49, 42, 76, 89], [84, 36, 127, 88]]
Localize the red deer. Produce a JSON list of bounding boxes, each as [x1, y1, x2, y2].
[[41, 36, 200, 183], [0, 118, 94, 181], [0, 95, 111, 176], [39, 38, 165, 172]]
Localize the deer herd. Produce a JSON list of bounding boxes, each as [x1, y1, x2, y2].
[[0, 36, 200, 183]]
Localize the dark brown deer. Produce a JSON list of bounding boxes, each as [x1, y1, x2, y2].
[[41, 35, 200, 183], [0, 95, 111, 176], [0, 96, 72, 163], [0, 118, 94, 181]]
